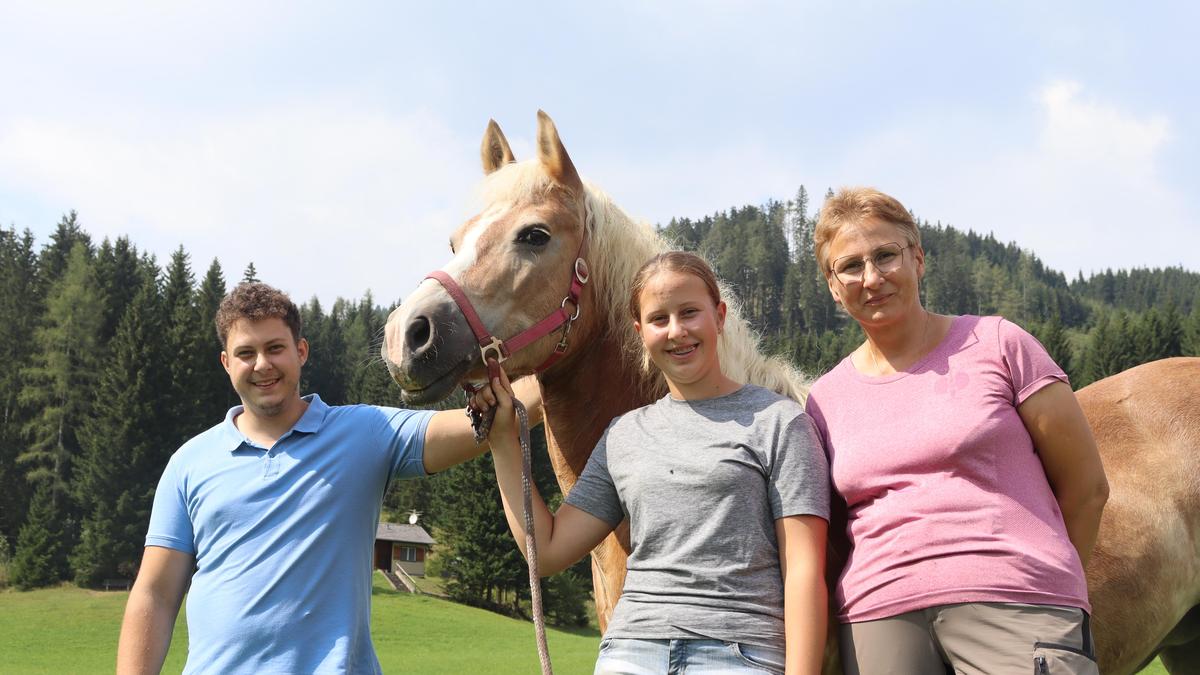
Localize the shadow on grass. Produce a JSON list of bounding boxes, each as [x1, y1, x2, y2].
[[553, 623, 601, 638], [371, 572, 601, 637]]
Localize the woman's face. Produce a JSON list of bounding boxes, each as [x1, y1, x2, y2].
[[634, 269, 727, 396], [825, 218, 925, 330]]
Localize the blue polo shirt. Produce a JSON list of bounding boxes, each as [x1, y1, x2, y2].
[[146, 394, 435, 674]]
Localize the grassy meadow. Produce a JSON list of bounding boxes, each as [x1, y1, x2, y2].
[[0, 574, 600, 673], [0, 574, 1170, 674]]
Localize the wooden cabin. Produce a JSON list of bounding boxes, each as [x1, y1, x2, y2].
[[374, 521, 435, 577]]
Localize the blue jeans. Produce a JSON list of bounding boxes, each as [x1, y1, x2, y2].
[[594, 638, 785, 674]]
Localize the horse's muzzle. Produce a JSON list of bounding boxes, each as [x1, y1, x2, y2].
[[383, 300, 478, 404]]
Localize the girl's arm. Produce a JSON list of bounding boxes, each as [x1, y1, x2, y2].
[[1018, 381, 1109, 568], [776, 515, 828, 675], [480, 367, 614, 576]]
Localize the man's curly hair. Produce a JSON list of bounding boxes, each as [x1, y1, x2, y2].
[[214, 282, 303, 347]]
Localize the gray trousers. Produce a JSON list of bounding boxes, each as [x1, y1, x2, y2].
[[839, 602, 1098, 675]]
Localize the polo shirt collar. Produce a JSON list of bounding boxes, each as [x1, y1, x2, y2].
[[293, 393, 329, 433], [219, 393, 331, 452]]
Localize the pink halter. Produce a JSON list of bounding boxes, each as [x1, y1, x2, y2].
[[424, 213, 590, 380]]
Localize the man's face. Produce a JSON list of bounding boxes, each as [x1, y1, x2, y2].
[[220, 317, 308, 419]]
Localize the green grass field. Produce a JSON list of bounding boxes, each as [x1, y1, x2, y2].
[[0, 574, 600, 673], [0, 575, 1171, 673]]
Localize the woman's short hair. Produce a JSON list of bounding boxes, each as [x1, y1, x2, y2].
[[815, 187, 920, 277], [215, 282, 303, 348], [628, 251, 722, 320]]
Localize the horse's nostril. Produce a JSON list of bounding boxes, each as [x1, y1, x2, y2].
[[406, 315, 432, 351]]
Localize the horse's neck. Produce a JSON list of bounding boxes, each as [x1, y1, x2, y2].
[[539, 329, 649, 494]]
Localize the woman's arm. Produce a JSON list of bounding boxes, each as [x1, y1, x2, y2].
[[777, 515, 828, 675], [1017, 381, 1109, 568], [482, 367, 614, 576]]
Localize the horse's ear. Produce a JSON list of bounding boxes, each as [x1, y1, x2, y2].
[[536, 110, 583, 195], [481, 119, 516, 174]]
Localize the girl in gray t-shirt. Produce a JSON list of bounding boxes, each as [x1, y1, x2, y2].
[[480, 251, 829, 675]]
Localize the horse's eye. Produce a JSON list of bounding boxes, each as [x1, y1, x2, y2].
[[515, 225, 551, 247]]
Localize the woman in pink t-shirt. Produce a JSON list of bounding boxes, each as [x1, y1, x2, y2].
[[804, 187, 1110, 675]]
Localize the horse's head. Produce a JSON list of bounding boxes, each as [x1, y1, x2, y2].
[[383, 111, 594, 404]]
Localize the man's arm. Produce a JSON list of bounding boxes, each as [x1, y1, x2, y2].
[[117, 546, 194, 675], [422, 375, 543, 474]]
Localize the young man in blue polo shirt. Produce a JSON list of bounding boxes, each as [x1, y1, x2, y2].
[[116, 282, 537, 674]]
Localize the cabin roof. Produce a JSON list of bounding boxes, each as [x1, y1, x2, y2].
[[375, 521, 435, 546]]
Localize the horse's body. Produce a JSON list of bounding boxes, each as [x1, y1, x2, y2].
[[383, 112, 1200, 674], [1075, 358, 1200, 673]]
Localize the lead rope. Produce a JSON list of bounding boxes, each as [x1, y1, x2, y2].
[[469, 382, 553, 675], [515, 399, 553, 675]]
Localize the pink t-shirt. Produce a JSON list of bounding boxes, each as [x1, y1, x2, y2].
[[805, 315, 1090, 623]]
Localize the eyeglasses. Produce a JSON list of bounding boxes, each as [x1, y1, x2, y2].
[[829, 242, 911, 285]]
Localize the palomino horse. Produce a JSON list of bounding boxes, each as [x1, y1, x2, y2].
[[383, 112, 1200, 674]]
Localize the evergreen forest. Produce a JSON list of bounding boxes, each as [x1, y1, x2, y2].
[[1, 190, 1197, 623]]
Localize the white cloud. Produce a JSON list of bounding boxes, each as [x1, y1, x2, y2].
[[0, 105, 484, 304], [1039, 80, 1170, 165], [828, 80, 1191, 278], [1013, 81, 1182, 271]]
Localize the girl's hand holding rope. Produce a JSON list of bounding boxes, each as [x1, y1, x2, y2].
[[468, 363, 519, 446]]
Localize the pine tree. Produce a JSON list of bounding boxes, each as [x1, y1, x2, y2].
[[433, 456, 527, 612], [17, 243, 105, 580], [160, 248, 218, 444], [93, 237, 143, 344], [72, 274, 169, 585], [1079, 312, 1137, 386], [1185, 305, 1200, 356], [923, 227, 977, 315], [0, 228, 42, 541], [10, 485, 67, 589], [1031, 316, 1075, 381], [37, 211, 92, 291], [1132, 305, 1183, 363], [541, 558, 593, 627], [788, 186, 810, 262], [19, 244, 103, 498], [241, 262, 260, 284], [196, 259, 234, 419], [300, 298, 347, 404], [430, 426, 567, 618], [344, 296, 406, 407]]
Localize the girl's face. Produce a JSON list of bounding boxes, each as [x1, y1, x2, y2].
[[633, 269, 727, 398]]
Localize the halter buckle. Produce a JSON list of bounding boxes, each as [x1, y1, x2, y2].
[[480, 336, 509, 365]]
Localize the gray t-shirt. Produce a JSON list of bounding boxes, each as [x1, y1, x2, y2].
[[565, 384, 829, 646]]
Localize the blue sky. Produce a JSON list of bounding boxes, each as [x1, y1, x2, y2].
[[1, 1, 1196, 306]]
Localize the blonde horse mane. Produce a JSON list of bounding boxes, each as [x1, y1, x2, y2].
[[479, 161, 810, 403]]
